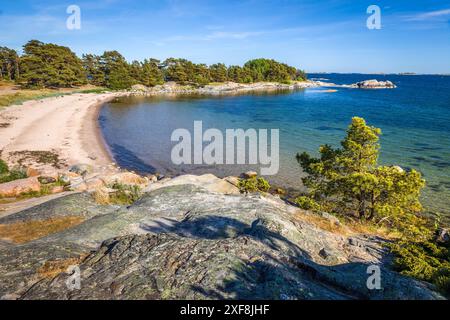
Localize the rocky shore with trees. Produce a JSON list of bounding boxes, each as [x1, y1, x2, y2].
[[1, 40, 307, 90], [2, 40, 444, 301]]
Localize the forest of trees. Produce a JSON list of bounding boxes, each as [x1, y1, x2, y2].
[[0, 40, 307, 89]]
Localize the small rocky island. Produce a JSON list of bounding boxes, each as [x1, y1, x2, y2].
[[351, 79, 397, 89]]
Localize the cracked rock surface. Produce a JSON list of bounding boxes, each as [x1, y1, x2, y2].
[[0, 181, 444, 300]]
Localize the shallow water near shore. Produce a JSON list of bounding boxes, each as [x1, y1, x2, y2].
[[100, 74, 450, 221]]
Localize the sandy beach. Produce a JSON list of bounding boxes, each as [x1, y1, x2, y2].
[[0, 81, 318, 173], [0, 92, 122, 172]]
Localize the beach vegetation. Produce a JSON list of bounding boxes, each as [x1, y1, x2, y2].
[[295, 196, 321, 212], [1, 40, 307, 91], [238, 176, 271, 194], [0, 159, 8, 175], [390, 237, 450, 296], [296, 116, 449, 295], [0, 87, 109, 108], [297, 117, 427, 237], [0, 160, 28, 184], [93, 182, 142, 205]]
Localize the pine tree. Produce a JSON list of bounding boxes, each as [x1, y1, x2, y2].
[[297, 117, 426, 236], [20, 40, 86, 88], [100, 51, 133, 90], [209, 63, 228, 82], [82, 54, 105, 86], [0, 46, 20, 81]]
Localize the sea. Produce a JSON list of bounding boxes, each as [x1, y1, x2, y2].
[[99, 74, 450, 221]]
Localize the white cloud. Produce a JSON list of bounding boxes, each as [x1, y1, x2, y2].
[[163, 30, 266, 42], [404, 8, 450, 21]]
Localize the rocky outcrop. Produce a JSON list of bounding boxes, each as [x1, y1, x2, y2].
[[102, 171, 148, 187], [0, 175, 444, 300], [0, 177, 41, 197], [144, 174, 239, 195], [128, 81, 319, 96], [351, 79, 396, 89]]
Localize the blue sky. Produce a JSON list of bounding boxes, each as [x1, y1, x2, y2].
[[0, 0, 449, 73]]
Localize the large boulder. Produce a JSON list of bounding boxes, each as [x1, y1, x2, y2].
[[144, 174, 240, 195], [102, 172, 148, 187], [0, 177, 41, 197]]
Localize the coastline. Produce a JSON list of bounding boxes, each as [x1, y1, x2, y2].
[[0, 92, 123, 173], [80, 94, 117, 167], [0, 81, 309, 173], [0, 78, 393, 175]]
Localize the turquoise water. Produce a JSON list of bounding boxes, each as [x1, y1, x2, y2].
[[100, 74, 450, 220]]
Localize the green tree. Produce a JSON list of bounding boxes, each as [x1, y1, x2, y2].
[[162, 58, 190, 84], [0, 47, 20, 81], [82, 54, 105, 86], [297, 117, 426, 236], [140, 59, 164, 87], [209, 63, 228, 82], [100, 51, 133, 90], [227, 65, 253, 83], [192, 63, 211, 86], [20, 40, 86, 88], [243, 58, 305, 83], [162, 58, 211, 86]]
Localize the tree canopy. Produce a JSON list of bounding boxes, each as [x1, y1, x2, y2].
[[296, 117, 427, 238], [0, 47, 20, 81], [1, 40, 308, 89], [19, 40, 86, 88]]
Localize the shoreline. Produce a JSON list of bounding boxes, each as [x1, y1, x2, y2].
[[0, 78, 394, 176], [80, 94, 117, 167], [0, 92, 122, 173]]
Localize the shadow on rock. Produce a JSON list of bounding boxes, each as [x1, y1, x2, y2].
[[141, 214, 311, 258]]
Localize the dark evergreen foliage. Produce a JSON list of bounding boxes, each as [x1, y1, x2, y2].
[[3, 40, 307, 89]]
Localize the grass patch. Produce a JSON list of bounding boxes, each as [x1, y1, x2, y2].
[[0, 90, 66, 108], [93, 182, 142, 205], [0, 216, 85, 244], [0, 86, 109, 108], [293, 210, 395, 238], [294, 212, 348, 235]]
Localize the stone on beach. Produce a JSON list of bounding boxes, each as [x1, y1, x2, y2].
[[0, 177, 41, 197], [242, 171, 258, 179], [69, 164, 93, 177], [102, 171, 149, 187]]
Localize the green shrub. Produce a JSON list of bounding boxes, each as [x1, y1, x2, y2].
[[390, 239, 450, 297], [238, 176, 271, 194], [109, 182, 142, 205], [295, 196, 321, 211], [0, 168, 28, 184], [0, 159, 8, 175]]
